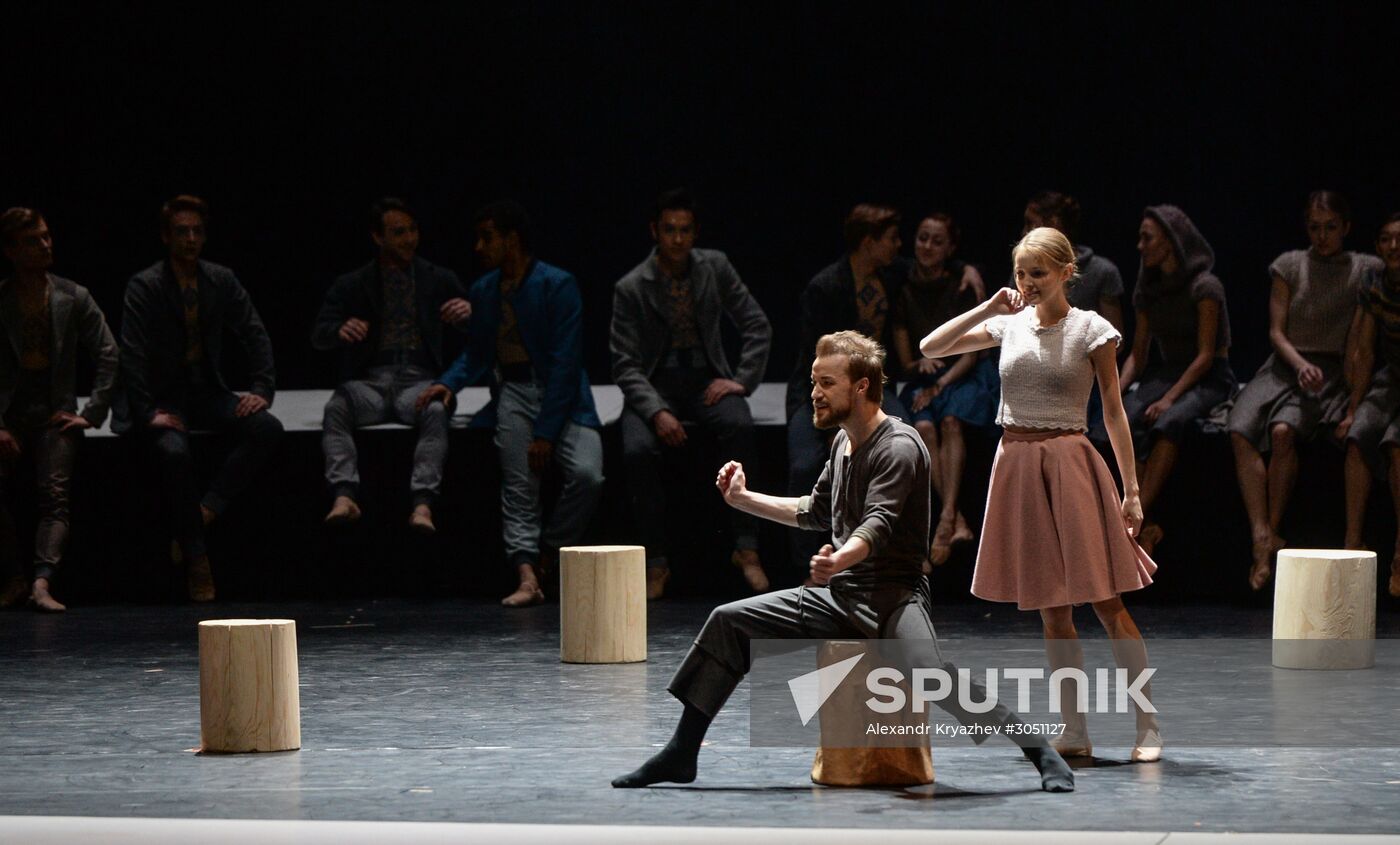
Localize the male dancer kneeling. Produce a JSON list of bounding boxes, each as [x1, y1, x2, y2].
[[613, 330, 1074, 792]]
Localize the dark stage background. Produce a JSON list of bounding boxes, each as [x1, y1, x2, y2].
[[6, 2, 1400, 603], [8, 1, 1400, 388]]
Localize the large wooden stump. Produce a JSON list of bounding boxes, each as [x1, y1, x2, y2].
[[560, 545, 646, 664], [811, 640, 934, 787], [198, 619, 302, 752], [1272, 549, 1376, 670]]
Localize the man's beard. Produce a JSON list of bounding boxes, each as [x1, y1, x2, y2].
[[812, 403, 850, 431]]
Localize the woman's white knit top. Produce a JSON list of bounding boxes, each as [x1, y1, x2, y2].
[[984, 307, 1122, 432]]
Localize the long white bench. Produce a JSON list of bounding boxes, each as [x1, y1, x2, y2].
[[79, 383, 794, 437]]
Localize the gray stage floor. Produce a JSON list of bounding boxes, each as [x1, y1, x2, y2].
[[1, 598, 1398, 836]]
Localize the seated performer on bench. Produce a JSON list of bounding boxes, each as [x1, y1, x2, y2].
[[613, 330, 1074, 792]]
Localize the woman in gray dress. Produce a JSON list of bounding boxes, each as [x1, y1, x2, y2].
[[1227, 192, 1380, 590]]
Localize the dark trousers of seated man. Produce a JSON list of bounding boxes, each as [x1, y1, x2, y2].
[[621, 363, 758, 571], [321, 364, 448, 506], [0, 372, 79, 587], [143, 386, 284, 559], [669, 578, 1020, 741], [786, 387, 910, 576]]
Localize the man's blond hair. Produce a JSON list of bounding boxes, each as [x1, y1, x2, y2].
[[815, 331, 887, 402]]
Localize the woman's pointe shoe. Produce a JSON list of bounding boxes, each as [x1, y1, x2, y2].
[[1052, 730, 1093, 758], [1131, 728, 1163, 763]]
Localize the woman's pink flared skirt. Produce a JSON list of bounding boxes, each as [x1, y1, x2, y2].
[[971, 429, 1157, 610]]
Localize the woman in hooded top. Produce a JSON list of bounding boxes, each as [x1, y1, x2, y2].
[[1108, 205, 1236, 555], [1227, 191, 1380, 590], [921, 226, 1161, 762]]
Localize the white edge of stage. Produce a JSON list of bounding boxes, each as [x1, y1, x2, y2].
[[1, 817, 1397, 845]]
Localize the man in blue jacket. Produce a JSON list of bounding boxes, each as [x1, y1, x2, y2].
[[417, 202, 603, 607]]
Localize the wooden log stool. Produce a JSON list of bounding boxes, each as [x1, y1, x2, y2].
[[1272, 549, 1376, 670], [198, 619, 302, 753], [811, 640, 934, 787], [560, 545, 646, 664]]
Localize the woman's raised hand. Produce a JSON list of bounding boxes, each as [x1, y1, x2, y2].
[[986, 287, 1027, 316]]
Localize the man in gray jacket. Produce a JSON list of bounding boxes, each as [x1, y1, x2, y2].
[[611, 189, 771, 599], [0, 208, 119, 612]]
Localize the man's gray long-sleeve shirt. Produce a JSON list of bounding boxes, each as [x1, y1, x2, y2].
[[796, 416, 930, 594]]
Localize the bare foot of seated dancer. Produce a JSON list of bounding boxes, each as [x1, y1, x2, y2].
[[928, 514, 956, 567], [324, 496, 362, 526], [187, 555, 216, 602], [1249, 531, 1285, 591], [646, 566, 670, 601], [1390, 550, 1400, 599], [29, 577, 65, 613], [0, 576, 28, 609], [951, 511, 975, 546], [502, 562, 545, 607], [408, 504, 435, 535], [730, 550, 768, 593], [1137, 521, 1164, 557]]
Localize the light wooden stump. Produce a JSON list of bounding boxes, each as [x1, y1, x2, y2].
[[560, 545, 646, 664], [1272, 549, 1376, 670], [198, 619, 302, 753], [811, 641, 934, 787]]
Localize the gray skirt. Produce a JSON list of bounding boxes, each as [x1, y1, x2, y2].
[[1226, 352, 1347, 452], [1347, 364, 1400, 466]]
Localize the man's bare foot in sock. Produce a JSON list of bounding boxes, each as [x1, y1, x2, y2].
[[611, 744, 698, 788], [409, 504, 435, 535], [502, 563, 544, 607], [30, 577, 65, 613], [1023, 745, 1075, 792], [324, 496, 361, 526]]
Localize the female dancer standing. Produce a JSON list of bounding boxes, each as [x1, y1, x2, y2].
[[920, 227, 1161, 761]]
